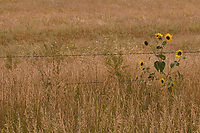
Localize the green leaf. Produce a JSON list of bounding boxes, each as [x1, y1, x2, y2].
[[176, 63, 179, 66], [150, 72, 155, 75], [177, 70, 181, 78], [154, 61, 165, 72], [154, 61, 160, 72], [149, 54, 155, 60], [144, 70, 146, 74], [156, 45, 162, 49], [158, 54, 166, 60], [162, 41, 167, 45], [183, 57, 186, 59], [170, 61, 178, 68], [146, 67, 150, 71], [159, 61, 165, 72], [148, 73, 155, 81]]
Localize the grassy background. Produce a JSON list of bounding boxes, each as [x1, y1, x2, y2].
[[0, 0, 200, 132]]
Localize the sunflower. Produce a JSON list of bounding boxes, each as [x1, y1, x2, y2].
[[168, 82, 176, 89], [155, 33, 163, 39], [139, 60, 144, 68], [165, 33, 172, 42], [135, 74, 138, 81], [159, 78, 165, 85], [171, 82, 176, 89], [176, 50, 183, 57]]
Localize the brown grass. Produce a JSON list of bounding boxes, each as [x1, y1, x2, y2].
[[0, 0, 200, 132]]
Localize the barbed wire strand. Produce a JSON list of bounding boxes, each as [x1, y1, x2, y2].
[[0, 51, 200, 59], [3, 76, 194, 89]]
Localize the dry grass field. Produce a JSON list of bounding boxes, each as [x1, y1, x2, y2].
[[0, 0, 200, 132]]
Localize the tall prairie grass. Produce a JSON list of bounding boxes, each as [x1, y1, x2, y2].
[[0, 0, 200, 132]]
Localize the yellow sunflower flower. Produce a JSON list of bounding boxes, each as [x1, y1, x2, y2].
[[176, 50, 183, 57], [165, 33, 172, 42], [171, 82, 176, 89], [139, 60, 144, 68], [159, 78, 165, 85], [135, 74, 138, 81], [168, 82, 176, 89], [155, 33, 163, 39]]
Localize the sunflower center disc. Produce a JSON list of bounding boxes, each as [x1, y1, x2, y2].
[[166, 36, 170, 40]]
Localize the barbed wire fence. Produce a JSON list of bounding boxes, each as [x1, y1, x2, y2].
[[1, 51, 199, 88], [0, 51, 200, 59]]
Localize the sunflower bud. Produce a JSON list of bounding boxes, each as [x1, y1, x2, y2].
[[144, 41, 148, 46]]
